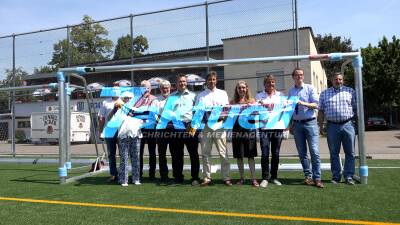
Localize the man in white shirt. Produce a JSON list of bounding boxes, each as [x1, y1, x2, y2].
[[98, 87, 120, 182], [152, 80, 172, 183], [196, 71, 232, 186], [135, 80, 157, 180]]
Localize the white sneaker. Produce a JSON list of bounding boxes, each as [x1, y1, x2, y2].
[[191, 180, 199, 186], [260, 179, 268, 188], [133, 181, 141, 185], [271, 179, 282, 186], [121, 183, 128, 187]]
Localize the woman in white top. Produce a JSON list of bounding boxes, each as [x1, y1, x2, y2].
[[255, 75, 284, 187], [111, 91, 143, 186]]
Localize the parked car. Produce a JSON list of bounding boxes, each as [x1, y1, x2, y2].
[[366, 116, 388, 130]]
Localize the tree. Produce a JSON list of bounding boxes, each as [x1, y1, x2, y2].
[[113, 34, 149, 60], [314, 34, 355, 86], [49, 15, 113, 68], [362, 36, 400, 111], [0, 67, 29, 112], [34, 65, 57, 74], [1, 67, 27, 87]]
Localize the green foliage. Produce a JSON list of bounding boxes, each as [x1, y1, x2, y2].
[[49, 15, 113, 68], [34, 65, 57, 74], [0, 91, 8, 112], [314, 34, 355, 86], [0, 67, 29, 111], [362, 36, 400, 109], [1, 67, 28, 87], [15, 130, 27, 143], [113, 34, 149, 60]]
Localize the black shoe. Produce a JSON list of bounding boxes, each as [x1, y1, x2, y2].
[[170, 179, 184, 186], [331, 179, 341, 184], [346, 178, 355, 185], [159, 178, 171, 186], [108, 176, 118, 183]]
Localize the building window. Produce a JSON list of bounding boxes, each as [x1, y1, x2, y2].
[[320, 81, 323, 92], [17, 121, 31, 128], [313, 71, 316, 86], [256, 71, 285, 92]]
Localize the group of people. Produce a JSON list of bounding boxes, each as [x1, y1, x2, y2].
[[98, 68, 357, 188]]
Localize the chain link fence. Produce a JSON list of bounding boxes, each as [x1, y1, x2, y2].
[[0, 0, 298, 157]]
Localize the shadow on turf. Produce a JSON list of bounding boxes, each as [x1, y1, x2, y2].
[[73, 177, 315, 187], [276, 178, 310, 186], [11, 174, 59, 185], [73, 176, 162, 186], [0, 167, 56, 173]]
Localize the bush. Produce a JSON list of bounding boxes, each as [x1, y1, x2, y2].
[[15, 130, 27, 143]]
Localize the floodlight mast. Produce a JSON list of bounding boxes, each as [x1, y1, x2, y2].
[[57, 52, 368, 184]]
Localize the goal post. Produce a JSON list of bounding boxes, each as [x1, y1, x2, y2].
[[57, 51, 368, 184]]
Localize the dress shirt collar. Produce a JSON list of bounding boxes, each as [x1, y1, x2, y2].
[[177, 88, 190, 95], [207, 87, 217, 92], [294, 82, 304, 89]]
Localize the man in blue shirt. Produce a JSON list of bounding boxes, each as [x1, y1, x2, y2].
[[318, 72, 356, 185], [288, 68, 324, 188]]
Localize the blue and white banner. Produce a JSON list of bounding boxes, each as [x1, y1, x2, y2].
[[101, 87, 298, 138]]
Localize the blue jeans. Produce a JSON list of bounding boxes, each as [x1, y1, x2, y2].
[[327, 121, 355, 181], [293, 119, 321, 180], [259, 130, 283, 180], [105, 134, 118, 177]]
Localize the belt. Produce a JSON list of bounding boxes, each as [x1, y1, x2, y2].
[[293, 118, 315, 123], [327, 118, 352, 125]]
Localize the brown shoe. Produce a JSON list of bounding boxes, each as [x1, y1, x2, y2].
[[315, 180, 324, 188], [304, 177, 314, 186], [200, 179, 211, 187], [224, 180, 233, 186]]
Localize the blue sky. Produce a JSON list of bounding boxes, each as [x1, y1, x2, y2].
[[0, 0, 399, 78]]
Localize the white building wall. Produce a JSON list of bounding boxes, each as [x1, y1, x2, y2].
[[223, 28, 327, 98]]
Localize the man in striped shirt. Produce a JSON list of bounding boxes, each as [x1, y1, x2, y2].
[[318, 72, 357, 185]]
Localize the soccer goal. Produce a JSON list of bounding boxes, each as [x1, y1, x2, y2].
[[56, 52, 368, 185]]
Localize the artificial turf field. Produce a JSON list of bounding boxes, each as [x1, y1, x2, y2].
[[0, 159, 399, 225]]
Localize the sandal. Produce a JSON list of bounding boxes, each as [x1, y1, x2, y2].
[[251, 179, 260, 187]]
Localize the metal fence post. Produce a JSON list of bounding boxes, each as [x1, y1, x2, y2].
[[11, 34, 16, 157], [205, 2, 210, 74], [294, 0, 299, 67], [130, 14, 135, 86]]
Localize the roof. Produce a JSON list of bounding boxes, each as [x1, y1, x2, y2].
[[222, 27, 314, 41], [24, 44, 224, 80]]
